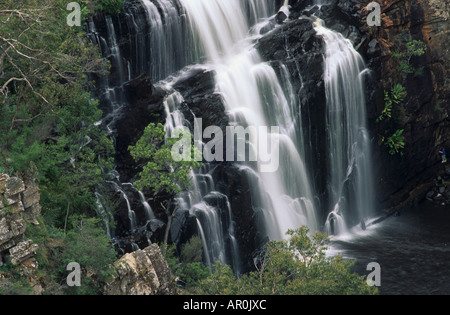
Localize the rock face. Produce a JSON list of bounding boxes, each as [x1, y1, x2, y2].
[[0, 173, 41, 295], [426, 167, 450, 205], [0, 174, 40, 266], [89, 0, 449, 276], [104, 244, 176, 295], [351, 0, 449, 212], [291, 0, 449, 212]]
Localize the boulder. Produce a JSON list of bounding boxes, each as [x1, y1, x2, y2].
[[5, 177, 26, 198], [276, 11, 288, 24], [9, 240, 39, 265], [104, 244, 176, 295], [0, 216, 26, 249]]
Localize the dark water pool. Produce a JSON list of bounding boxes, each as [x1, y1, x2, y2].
[[328, 202, 450, 295]]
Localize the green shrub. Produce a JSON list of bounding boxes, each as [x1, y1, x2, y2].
[[163, 236, 210, 290], [61, 217, 117, 295], [393, 38, 427, 79], [191, 227, 378, 295], [383, 129, 406, 156], [93, 0, 125, 15], [377, 83, 407, 123], [129, 123, 201, 196]]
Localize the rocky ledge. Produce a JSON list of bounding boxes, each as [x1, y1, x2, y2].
[[104, 243, 176, 295], [426, 166, 450, 206], [0, 173, 42, 293]]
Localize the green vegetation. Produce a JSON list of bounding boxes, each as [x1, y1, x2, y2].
[[0, 0, 118, 294], [377, 83, 407, 123], [178, 227, 377, 295], [164, 236, 210, 289], [377, 36, 427, 156], [129, 123, 202, 244], [0, 0, 114, 224], [0, 264, 33, 295], [377, 84, 407, 156], [392, 37, 427, 79], [129, 123, 202, 196], [60, 217, 118, 295], [382, 129, 406, 156], [92, 0, 125, 15]]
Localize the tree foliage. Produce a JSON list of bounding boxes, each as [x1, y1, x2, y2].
[[191, 227, 378, 295], [61, 217, 117, 295], [392, 37, 427, 79], [0, 0, 114, 227], [0, 0, 117, 294], [163, 236, 210, 289], [129, 123, 201, 196]]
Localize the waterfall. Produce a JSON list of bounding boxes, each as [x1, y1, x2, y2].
[[138, 191, 155, 220], [180, 0, 319, 242], [86, 0, 196, 248], [88, 0, 377, 270], [139, 0, 194, 81], [159, 87, 243, 274], [314, 19, 375, 235]]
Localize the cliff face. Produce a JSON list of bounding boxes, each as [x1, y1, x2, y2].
[[352, 0, 450, 211], [88, 0, 448, 267], [282, 0, 450, 211], [0, 173, 42, 294]]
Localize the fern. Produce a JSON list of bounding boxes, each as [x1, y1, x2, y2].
[[385, 129, 406, 156], [377, 84, 407, 123]]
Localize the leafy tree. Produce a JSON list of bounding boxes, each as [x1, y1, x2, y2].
[[129, 123, 201, 196], [129, 123, 201, 243], [0, 0, 117, 294], [163, 236, 210, 289], [392, 38, 427, 79], [191, 227, 378, 295], [61, 217, 117, 295]]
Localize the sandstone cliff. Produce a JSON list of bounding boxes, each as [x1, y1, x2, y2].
[[104, 244, 176, 295], [357, 0, 449, 212], [0, 173, 42, 293]]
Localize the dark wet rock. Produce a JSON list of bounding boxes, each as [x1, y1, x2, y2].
[[276, 10, 288, 24]]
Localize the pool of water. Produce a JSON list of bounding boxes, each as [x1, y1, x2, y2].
[[328, 202, 450, 295]]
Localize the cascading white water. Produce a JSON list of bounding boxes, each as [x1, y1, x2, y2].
[[87, 0, 195, 245], [139, 0, 193, 81], [90, 0, 377, 267], [180, 0, 319, 242], [314, 19, 375, 235], [138, 191, 155, 220], [159, 87, 242, 274]]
